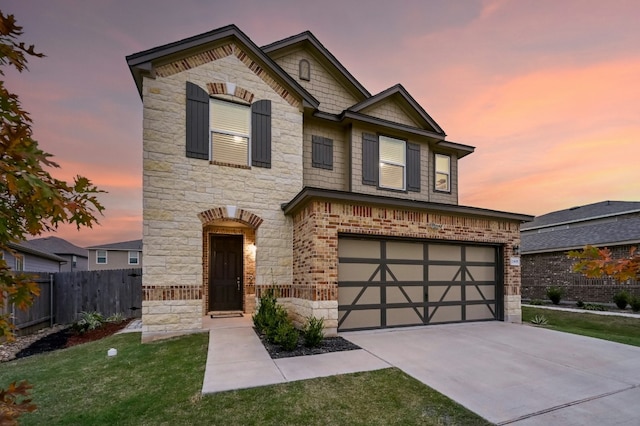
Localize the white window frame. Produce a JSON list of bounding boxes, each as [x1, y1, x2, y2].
[[435, 153, 451, 192], [72, 255, 77, 268], [128, 251, 140, 265], [96, 250, 107, 264], [379, 135, 406, 191], [210, 98, 251, 166], [15, 253, 24, 271]]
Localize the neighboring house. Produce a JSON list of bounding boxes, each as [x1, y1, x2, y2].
[[2, 241, 66, 273], [26, 236, 88, 272], [127, 25, 532, 340], [521, 201, 640, 301], [87, 240, 143, 271]]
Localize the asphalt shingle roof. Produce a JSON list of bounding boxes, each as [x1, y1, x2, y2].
[[87, 239, 142, 251], [26, 236, 87, 257], [522, 201, 640, 230]]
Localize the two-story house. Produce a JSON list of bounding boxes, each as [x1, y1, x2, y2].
[[87, 239, 143, 271], [127, 25, 532, 341]]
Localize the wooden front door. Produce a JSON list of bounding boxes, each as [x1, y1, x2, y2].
[[209, 235, 243, 311]]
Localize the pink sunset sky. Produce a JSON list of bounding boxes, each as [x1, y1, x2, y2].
[[4, 0, 640, 247]]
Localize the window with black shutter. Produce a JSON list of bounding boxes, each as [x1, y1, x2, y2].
[[312, 135, 333, 170]]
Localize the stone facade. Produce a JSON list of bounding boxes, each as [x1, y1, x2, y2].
[[140, 44, 303, 340]]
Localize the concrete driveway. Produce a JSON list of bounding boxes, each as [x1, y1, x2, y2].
[[343, 322, 640, 425]]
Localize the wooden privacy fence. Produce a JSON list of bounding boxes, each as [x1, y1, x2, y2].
[[54, 268, 142, 324], [1, 273, 53, 332]]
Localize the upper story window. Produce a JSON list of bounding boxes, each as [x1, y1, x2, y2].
[[97, 250, 107, 264], [15, 253, 24, 271], [379, 136, 406, 190], [299, 59, 310, 81], [210, 99, 250, 166], [435, 154, 451, 192], [128, 251, 140, 265]]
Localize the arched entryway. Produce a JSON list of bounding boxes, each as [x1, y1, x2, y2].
[[198, 207, 263, 314]]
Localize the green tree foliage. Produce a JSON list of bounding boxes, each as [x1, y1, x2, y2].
[[569, 245, 640, 281], [0, 12, 104, 423]]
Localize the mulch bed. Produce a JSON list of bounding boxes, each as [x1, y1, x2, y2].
[[14, 319, 133, 360], [254, 328, 360, 359]]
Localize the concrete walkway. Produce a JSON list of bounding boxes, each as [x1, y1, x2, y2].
[[200, 315, 389, 394]]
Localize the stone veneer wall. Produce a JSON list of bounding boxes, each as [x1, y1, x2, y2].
[[282, 199, 523, 331], [141, 43, 303, 339]]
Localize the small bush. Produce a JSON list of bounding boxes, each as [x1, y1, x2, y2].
[[613, 291, 629, 310], [584, 303, 607, 311], [274, 321, 299, 351], [576, 300, 585, 308], [629, 295, 640, 313], [106, 312, 125, 323], [253, 289, 279, 334], [530, 315, 548, 325], [546, 287, 564, 305], [73, 311, 104, 333], [302, 316, 324, 347], [529, 299, 543, 306]]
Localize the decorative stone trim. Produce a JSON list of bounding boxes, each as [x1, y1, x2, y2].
[[206, 82, 255, 103], [256, 284, 337, 302], [143, 285, 202, 301], [198, 207, 263, 229], [154, 43, 300, 108], [155, 44, 234, 77], [210, 160, 251, 169]]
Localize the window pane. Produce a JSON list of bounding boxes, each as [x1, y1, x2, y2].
[[211, 100, 250, 135], [380, 163, 404, 189], [380, 136, 405, 164], [436, 154, 450, 173], [436, 172, 449, 191], [212, 133, 249, 165]]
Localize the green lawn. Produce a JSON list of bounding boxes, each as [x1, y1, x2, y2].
[[523, 306, 640, 347], [0, 333, 489, 425]]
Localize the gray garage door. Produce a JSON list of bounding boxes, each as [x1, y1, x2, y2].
[[338, 237, 502, 331]]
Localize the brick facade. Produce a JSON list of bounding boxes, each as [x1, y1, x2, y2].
[[279, 198, 524, 333], [522, 246, 640, 302]]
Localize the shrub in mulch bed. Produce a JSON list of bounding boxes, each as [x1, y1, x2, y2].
[[254, 328, 360, 359]]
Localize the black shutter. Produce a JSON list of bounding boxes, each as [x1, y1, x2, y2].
[[407, 142, 421, 192], [185, 82, 209, 160], [251, 100, 271, 168], [312, 135, 333, 170], [362, 133, 379, 186]]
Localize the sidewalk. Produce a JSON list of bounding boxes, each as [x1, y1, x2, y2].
[[200, 315, 390, 394]]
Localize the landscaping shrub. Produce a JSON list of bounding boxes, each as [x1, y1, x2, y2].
[[546, 286, 564, 305], [530, 315, 548, 325], [612, 290, 629, 310], [629, 295, 640, 313], [265, 305, 290, 344], [73, 311, 104, 333], [584, 303, 607, 311], [274, 321, 299, 351], [106, 312, 125, 323], [302, 316, 324, 347], [529, 299, 543, 306], [253, 289, 278, 334], [576, 300, 585, 308]]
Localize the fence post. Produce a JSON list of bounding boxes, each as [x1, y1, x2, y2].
[[50, 273, 54, 327]]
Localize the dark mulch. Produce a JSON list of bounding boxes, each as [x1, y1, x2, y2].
[[254, 328, 360, 359], [14, 319, 133, 360]]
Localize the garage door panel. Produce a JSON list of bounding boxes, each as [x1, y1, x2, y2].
[[467, 266, 495, 281], [338, 237, 500, 331], [466, 304, 495, 321], [387, 286, 423, 304], [338, 239, 380, 258], [339, 309, 380, 329], [387, 264, 422, 281], [338, 286, 380, 305], [387, 307, 423, 326], [386, 241, 423, 260], [429, 265, 463, 281], [338, 263, 380, 282], [467, 285, 495, 301], [429, 305, 462, 323], [429, 285, 461, 302]]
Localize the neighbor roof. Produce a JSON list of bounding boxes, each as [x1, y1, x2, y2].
[[521, 201, 640, 254], [87, 239, 142, 251], [7, 241, 66, 263], [26, 236, 87, 258]]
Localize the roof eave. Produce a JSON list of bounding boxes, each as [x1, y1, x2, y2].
[[282, 187, 534, 223]]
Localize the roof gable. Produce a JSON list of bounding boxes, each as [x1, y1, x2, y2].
[[522, 201, 640, 230], [262, 31, 370, 104], [349, 84, 445, 135], [126, 25, 319, 109], [27, 236, 87, 257]]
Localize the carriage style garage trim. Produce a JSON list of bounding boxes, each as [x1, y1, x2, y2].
[[281, 187, 532, 334]]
